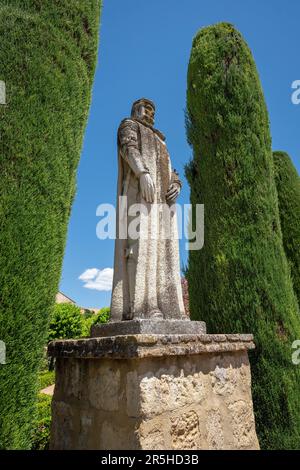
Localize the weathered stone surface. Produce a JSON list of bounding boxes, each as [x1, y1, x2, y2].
[[48, 333, 255, 360], [100, 421, 137, 450], [206, 409, 225, 449], [88, 364, 120, 411], [51, 401, 76, 450], [91, 319, 206, 338], [126, 371, 140, 417], [49, 334, 259, 450], [228, 400, 258, 449], [139, 420, 166, 450], [211, 364, 238, 396], [170, 410, 201, 450], [138, 369, 206, 417]]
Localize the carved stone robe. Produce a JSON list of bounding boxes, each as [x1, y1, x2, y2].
[[110, 118, 185, 321]]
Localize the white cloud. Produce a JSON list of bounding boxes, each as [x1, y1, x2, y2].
[[78, 268, 100, 281], [78, 268, 113, 292]]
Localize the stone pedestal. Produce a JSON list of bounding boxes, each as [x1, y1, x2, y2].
[[48, 332, 259, 450]]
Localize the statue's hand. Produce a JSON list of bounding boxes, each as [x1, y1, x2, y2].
[[166, 182, 181, 204], [139, 172, 155, 203]]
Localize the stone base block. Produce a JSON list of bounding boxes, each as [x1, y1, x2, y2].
[[91, 319, 206, 338], [48, 334, 259, 450]]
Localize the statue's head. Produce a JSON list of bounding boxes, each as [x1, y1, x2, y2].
[[131, 98, 155, 127]]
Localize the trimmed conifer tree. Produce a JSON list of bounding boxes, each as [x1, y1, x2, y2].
[[186, 22, 300, 449], [0, 1, 101, 449], [274, 151, 300, 306]]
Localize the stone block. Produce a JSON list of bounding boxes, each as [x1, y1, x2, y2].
[[91, 319, 206, 337], [49, 333, 259, 450]]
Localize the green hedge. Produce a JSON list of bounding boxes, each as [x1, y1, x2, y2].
[[48, 303, 83, 342], [81, 307, 110, 336], [0, 1, 101, 449], [38, 370, 55, 390], [30, 393, 52, 451], [93, 306, 110, 324], [186, 22, 300, 449], [274, 151, 300, 306], [48, 304, 110, 340]]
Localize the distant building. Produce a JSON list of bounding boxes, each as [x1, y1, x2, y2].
[[56, 291, 99, 314], [55, 291, 75, 305], [80, 307, 99, 315]]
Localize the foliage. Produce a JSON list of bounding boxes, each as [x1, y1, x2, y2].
[[81, 316, 94, 337], [82, 309, 95, 319], [30, 394, 52, 450], [186, 22, 300, 449], [273, 151, 300, 306], [48, 304, 110, 340], [48, 303, 83, 341], [31, 367, 55, 450], [93, 307, 111, 324], [81, 307, 110, 336], [0, 0, 101, 448], [38, 370, 55, 390]]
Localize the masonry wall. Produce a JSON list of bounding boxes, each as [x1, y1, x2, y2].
[[51, 348, 259, 450]]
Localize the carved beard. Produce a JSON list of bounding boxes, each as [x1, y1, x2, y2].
[[136, 105, 155, 127], [142, 113, 154, 127]]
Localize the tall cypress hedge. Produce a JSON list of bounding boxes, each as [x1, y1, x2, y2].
[[186, 22, 300, 449], [274, 151, 300, 306], [0, 1, 101, 449]]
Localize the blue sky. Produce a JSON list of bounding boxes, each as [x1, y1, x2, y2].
[[60, 0, 300, 309]]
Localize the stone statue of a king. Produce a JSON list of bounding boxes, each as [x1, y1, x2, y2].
[[110, 98, 186, 322]]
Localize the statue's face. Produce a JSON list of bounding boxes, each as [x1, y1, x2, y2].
[[133, 102, 155, 126]]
